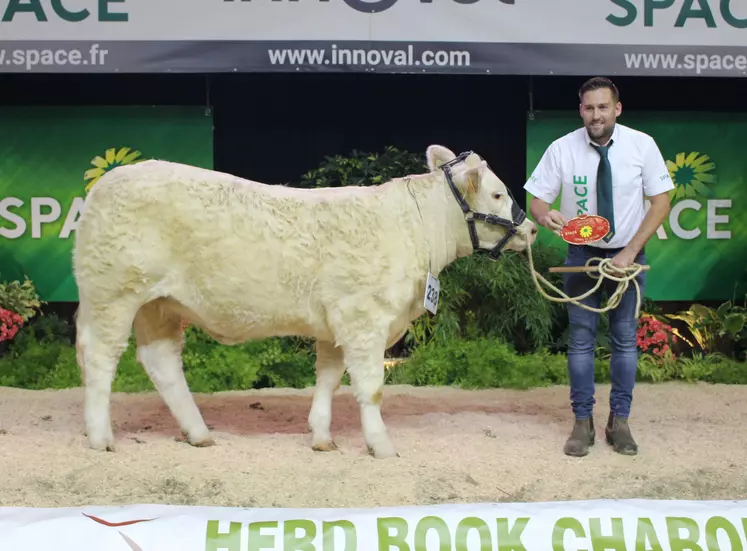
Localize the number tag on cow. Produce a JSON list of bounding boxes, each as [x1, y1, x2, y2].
[[423, 272, 440, 315]]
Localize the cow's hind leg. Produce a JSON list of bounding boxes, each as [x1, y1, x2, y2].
[[342, 333, 397, 459], [76, 299, 137, 452], [308, 340, 345, 452], [133, 300, 214, 447]]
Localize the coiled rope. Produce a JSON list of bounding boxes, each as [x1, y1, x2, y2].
[[523, 235, 647, 318]]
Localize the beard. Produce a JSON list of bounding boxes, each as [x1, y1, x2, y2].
[[586, 121, 614, 143]]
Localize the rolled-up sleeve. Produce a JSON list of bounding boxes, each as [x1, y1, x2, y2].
[[642, 136, 675, 197], [525, 141, 562, 204]]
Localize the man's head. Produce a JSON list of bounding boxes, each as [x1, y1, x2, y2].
[[578, 76, 622, 145]]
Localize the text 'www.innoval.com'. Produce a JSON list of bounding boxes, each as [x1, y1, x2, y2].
[[270, 47, 747, 74], [267, 44, 471, 68]]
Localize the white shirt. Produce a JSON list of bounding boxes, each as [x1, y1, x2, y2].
[[524, 122, 674, 249]]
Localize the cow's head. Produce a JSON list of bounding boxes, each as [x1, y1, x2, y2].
[[426, 145, 537, 259]]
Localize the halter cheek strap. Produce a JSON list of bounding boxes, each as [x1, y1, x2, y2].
[[439, 151, 527, 260]]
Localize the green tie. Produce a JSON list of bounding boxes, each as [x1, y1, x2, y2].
[[593, 140, 615, 243]]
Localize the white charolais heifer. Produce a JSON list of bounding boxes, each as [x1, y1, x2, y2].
[[72, 145, 537, 458]]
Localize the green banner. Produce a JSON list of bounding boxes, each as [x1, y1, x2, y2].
[[0, 106, 214, 302], [526, 110, 747, 302]]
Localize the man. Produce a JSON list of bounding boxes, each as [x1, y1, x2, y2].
[[524, 76, 673, 457]]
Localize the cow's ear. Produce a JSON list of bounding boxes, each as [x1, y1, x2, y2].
[[426, 145, 456, 171], [454, 160, 487, 195]]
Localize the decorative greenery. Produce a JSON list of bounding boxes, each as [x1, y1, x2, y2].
[[662, 300, 746, 360], [388, 337, 573, 389], [294, 145, 427, 189], [0, 317, 316, 393], [0, 277, 43, 322], [636, 350, 746, 384], [391, 336, 747, 388], [4, 315, 745, 392]]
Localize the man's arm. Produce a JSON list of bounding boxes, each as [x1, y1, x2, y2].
[[530, 196, 568, 236], [622, 191, 670, 257], [524, 142, 567, 235], [611, 136, 674, 269], [530, 195, 551, 221]]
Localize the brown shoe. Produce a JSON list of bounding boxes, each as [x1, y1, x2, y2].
[[563, 417, 595, 457], [605, 413, 638, 455]]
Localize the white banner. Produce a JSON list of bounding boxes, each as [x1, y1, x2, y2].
[[0, 0, 745, 45], [1, 499, 747, 550], [1, 0, 746, 74]]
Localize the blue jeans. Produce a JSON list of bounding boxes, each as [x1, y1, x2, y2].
[[562, 244, 646, 421]]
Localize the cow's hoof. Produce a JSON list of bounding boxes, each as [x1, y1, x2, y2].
[[312, 440, 338, 452], [180, 428, 215, 448], [189, 436, 216, 448], [89, 439, 116, 452], [88, 430, 116, 452], [367, 444, 399, 459]]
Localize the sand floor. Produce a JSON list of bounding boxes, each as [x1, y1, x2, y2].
[[0, 382, 745, 509]]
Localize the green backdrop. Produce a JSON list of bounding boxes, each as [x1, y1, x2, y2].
[[0, 106, 214, 302], [526, 110, 747, 302]]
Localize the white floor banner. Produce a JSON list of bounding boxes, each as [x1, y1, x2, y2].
[[0, 499, 746, 550]]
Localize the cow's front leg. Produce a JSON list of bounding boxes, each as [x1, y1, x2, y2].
[[342, 334, 398, 459]]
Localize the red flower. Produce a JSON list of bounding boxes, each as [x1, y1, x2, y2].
[[636, 314, 676, 360], [0, 307, 24, 342]]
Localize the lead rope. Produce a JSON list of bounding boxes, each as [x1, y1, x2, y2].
[[523, 236, 645, 318]]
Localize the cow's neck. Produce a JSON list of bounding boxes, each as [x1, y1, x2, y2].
[[406, 174, 470, 276]]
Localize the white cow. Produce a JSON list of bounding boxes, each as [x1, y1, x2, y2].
[[72, 144, 537, 459]]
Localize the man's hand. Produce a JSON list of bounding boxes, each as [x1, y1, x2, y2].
[[529, 197, 568, 236], [610, 248, 639, 271], [537, 210, 568, 236], [610, 190, 670, 272]]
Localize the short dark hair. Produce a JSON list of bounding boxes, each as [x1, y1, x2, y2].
[[578, 76, 619, 103]]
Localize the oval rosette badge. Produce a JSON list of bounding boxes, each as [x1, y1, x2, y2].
[[560, 214, 610, 245]]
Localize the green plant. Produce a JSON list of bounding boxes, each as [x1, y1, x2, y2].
[[664, 298, 747, 359], [389, 335, 747, 390], [387, 336, 623, 389], [388, 337, 568, 389], [180, 326, 316, 392], [0, 325, 79, 390], [0, 277, 43, 322], [0, 316, 318, 393], [2, 315, 745, 392], [637, 349, 680, 382], [294, 145, 427, 189], [637, 350, 747, 384]]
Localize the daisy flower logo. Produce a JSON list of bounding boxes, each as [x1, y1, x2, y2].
[[83, 147, 145, 194], [666, 151, 717, 201], [579, 225, 593, 238]]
